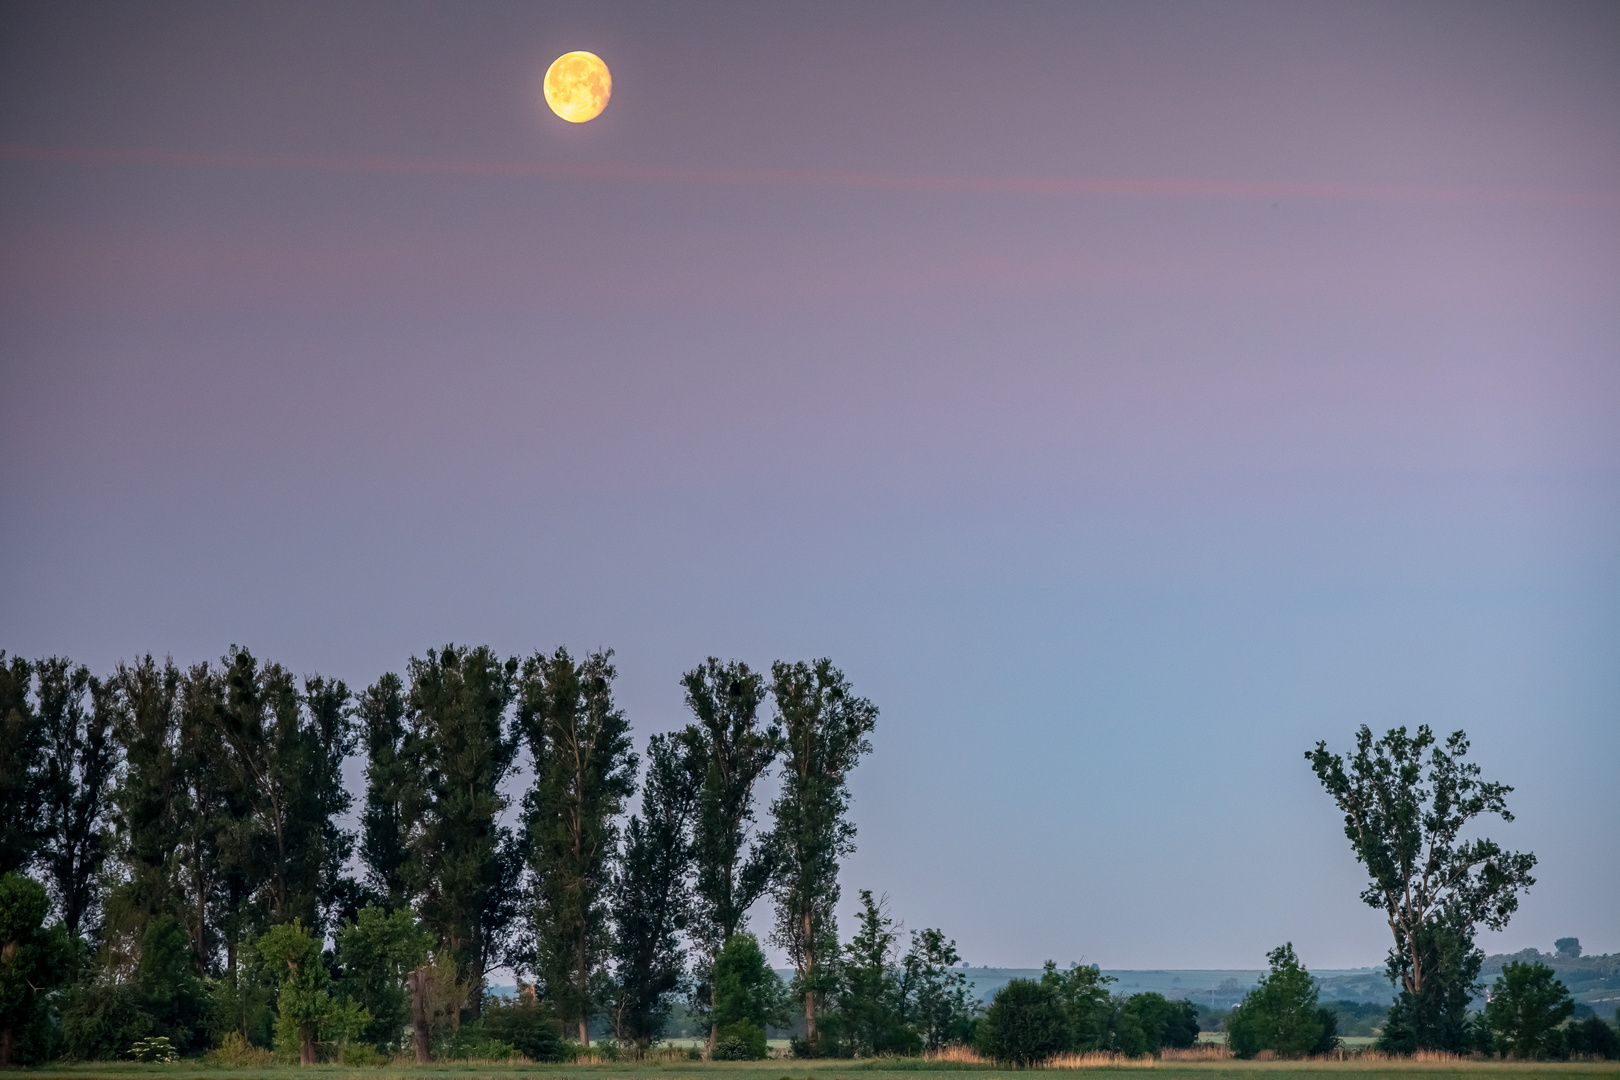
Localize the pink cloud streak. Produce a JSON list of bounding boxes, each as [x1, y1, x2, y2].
[[3, 142, 1617, 210]]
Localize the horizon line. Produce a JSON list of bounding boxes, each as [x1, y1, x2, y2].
[[4, 142, 1618, 210]]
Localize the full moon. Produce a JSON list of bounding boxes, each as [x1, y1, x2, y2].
[[543, 51, 611, 123]]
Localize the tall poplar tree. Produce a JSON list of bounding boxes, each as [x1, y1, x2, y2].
[[35, 657, 118, 939], [520, 647, 637, 1045], [105, 656, 184, 938], [609, 733, 701, 1047], [213, 649, 356, 933], [1307, 725, 1535, 1052], [403, 644, 521, 1015], [675, 658, 779, 1053], [766, 659, 877, 1053], [357, 673, 414, 907], [0, 653, 44, 876]]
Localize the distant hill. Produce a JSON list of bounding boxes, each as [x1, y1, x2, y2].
[[1483, 949, 1619, 1020], [950, 967, 1392, 1008]]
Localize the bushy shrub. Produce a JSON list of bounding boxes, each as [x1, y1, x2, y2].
[[714, 1019, 768, 1060], [1566, 1016, 1619, 1060], [339, 1041, 389, 1066], [976, 978, 1069, 1065], [206, 1031, 274, 1066], [480, 993, 565, 1061]]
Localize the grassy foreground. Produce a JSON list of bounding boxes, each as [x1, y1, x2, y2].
[[11, 1059, 1619, 1080]]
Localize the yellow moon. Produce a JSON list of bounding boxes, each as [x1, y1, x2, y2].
[[543, 51, 611, 123]]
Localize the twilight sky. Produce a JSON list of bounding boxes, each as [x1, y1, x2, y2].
[[2, 1, 1617, 969]]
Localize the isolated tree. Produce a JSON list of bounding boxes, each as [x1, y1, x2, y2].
[[767, 658, 877, 1053], [676, 658, 779, 1053], [610, 732, 701, 1047], [1307, 725, 1535, 1052], [0, 654, 45, 876], [1554, 937, 1581, 960], [357, 673, 414, 906], [520, 647, 637, 1044], [403, 644, 521, 1017], [1483, 961, 1573, 1059], [0, 873, 75, 1066], [977, 978, 1068, 1065], [258, 919, 332, 1065], [1225, 944, 1336, 1058], [35, 657, 118, 939], [901, 927, 976, 1052], [709, 933, 787, 1060]]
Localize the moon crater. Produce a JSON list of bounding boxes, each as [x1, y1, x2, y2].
[[544, 51, 611, 123]]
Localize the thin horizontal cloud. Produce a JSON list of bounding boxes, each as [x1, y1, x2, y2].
[[3, 142, 1617, 210]]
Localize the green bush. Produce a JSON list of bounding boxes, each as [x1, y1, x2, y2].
[[1226, 944, 1337, 1059], [480, 994, 565, 1061], [1566, 1015, 1619, 1060], [339, 1041, 388, 1066], [1482, 961, 1574, 1059], [714, 1018, 768, 1060], [975, 978, 1069, 1065]]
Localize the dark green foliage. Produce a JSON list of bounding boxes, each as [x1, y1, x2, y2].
[[676, 658, 778, 1045], [1376, 922, 1481, 1053], [710, 933, 787, 1059], [210, 947, 275, 1051], [213, 649, 356, 934], [976, 978, 1069, 1065], [768, 658, 877, 1053], [335, 904, 433, 1051], [836, 890, 920, 1057], [35, 658, 117, 940], [900, 927, 977, 1052], [405, 644, 522, 1013], [102, 657, 184, 949], [60, 913, 211, 1061], [0, 655, 44, 877], [1321, 999, 1388, 1038], [1226, 943, 1337, 1059], [1307, 725, 1534, 1052], [1482, 960, 1573, 1059], [1567, 1015, 1619, 1059], [0, 873, 76, 1065], [610, 732, 700, 1047], [480, 993, 564, 1062], [519, 647, 636, 1043], [1040, 962, 1114, 1051], [357, 673, 413, 906], [1555, 937, 1582, 960], [1119, 992, 1199, 1052]]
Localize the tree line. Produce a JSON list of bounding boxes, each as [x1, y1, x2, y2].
[[0, 645, 978, 1064]]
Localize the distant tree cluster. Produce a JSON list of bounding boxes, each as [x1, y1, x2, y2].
[[974, 962, 1199, 1065], [0, 646, 982, 1064]]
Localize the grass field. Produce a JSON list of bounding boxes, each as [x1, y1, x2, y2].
[[12, 1059, 1619, 1080]]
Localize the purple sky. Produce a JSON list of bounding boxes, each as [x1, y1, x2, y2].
[[2, 1, 1617, 969]]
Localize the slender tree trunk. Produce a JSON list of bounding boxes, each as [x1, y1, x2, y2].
[[1, 1026, 12, 1068], [301, 1023, 316, 1065], [409, 966, 431, 1062]]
